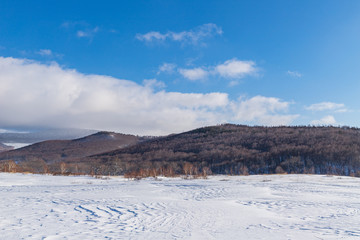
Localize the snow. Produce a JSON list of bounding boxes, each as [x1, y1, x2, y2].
[[2, 142, 31, 149], [0, 173, 359, 239]]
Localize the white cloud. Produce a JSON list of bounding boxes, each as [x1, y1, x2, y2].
[[61, 21, 84, 29], [77, 27, 99, 38], [37, 49, 52, 56], [231, 96, 298, 125], [305, 102, 347, 112], [0, 128, 28, 134], [142, 79, 166, 89], [61, 21, 100, 40], [157, 63, 176, 74], [178, 59, 257, 81], [77, 31, 87, 37], [35, 49, 63, 59], [215, 59, 257, 78], [178, 68, 208, 81], [0, 56, 298, 135], [287, 70, 302, 78], [0, 129, 10, 133], [137, 31, 167, 41], [136, 23, 223, 45], [310, 115, 337, 126]]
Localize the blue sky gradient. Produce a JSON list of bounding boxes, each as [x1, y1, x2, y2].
[[0, 0, 359, 134]]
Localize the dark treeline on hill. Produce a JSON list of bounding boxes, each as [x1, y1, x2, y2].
[[87, 124, 360, 177], [1, 124, 360, 177]]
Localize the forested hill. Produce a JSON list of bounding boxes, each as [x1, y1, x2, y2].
[[0, 132, 139, 172], [1, 124, 360, 177], [88, 124, 360, 176]]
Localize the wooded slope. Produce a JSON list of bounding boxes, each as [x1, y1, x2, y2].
[[0, 132, 139, 173], [88, 124, 360, 176], [2, 125, 360, 176]]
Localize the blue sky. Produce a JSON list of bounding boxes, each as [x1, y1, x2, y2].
[[0, 0, 359, 135]]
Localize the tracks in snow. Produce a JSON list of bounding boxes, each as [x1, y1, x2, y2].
[[1, 174, 360, 239]]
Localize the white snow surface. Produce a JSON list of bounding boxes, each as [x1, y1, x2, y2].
[[2, 142, 31, 149], [1, 173, 360, 240]]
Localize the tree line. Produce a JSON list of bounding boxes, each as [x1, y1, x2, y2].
[[2, 124, 360, 177]]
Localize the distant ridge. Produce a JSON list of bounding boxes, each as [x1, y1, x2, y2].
[[0, 131, 139, 172]]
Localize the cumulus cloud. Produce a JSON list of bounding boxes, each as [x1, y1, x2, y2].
[[0, 56, 297, 135], [231, 96, 298, 125], [215, 59, 257, 78], [305, 102, 347, 112], [136, 23, 223, 45], [178, 68, 208, 81], [287, 70, 302, 78], [178, 59, 257, 81], [310, 115, 337, 126]]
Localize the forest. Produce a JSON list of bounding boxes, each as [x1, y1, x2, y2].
[[87, 124, 360, 177], [1, 124, 360, 177]]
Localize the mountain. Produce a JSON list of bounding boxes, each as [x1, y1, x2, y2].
[[0, 131, 140, 173], [2, 124, 360, 177], [0, 143, 13, 152], [86, 124, 360, 177], [0, 128, 98, 144]]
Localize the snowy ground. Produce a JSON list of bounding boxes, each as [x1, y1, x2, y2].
[[0, 173, 359, 240]]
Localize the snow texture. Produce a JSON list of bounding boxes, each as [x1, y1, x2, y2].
[[0, 173, 359, 239]]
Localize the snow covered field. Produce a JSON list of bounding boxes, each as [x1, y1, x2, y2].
[[1, 173, 359, 240]]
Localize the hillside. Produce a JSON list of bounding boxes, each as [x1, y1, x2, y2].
[[87, 124, 360, 176], [0, 143, 13, 152], [1, 124, 360, 176], [0, 132, 139, 173]]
